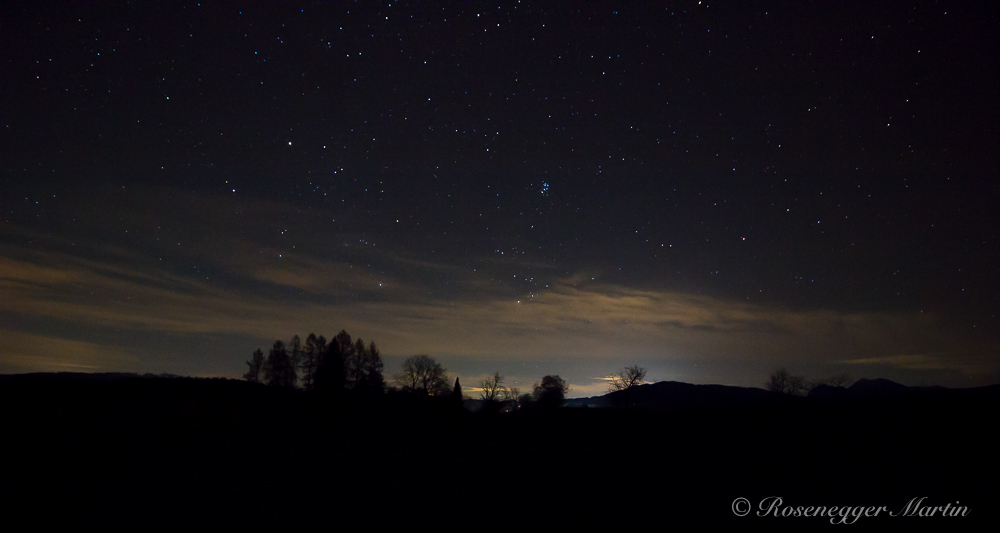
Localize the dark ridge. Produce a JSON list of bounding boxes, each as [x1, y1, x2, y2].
[[568, 380, 789, 410], [1, 372, 996, 528], [845, 377, 910, 398]]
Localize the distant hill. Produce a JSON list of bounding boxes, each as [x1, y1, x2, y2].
[[566, 380, 788, 410], [0, 371, 141, 383], [808, 377, 909, 400], [845, 377, 909, 397], [569, 377, 1000, 410], [1, 371, 997, 528], [0, 371, 186, 384]]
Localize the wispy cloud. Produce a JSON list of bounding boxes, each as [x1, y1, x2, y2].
[[2, 191, 994, 388], [0, 329, 138, 373], [838, 352, 994, 376], [2, 241, 968, 373], [566, 378, 616, 398]]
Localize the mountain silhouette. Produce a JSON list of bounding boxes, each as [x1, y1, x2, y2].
[[845, 377, 909, 398], [567, 380, 789, 409]]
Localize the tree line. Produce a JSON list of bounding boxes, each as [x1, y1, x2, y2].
[[244, 330, 384, 394], [765, 368, 852, 395], [477, 372, 572, 411], [246, 336, 846, 404], [241, 330, 648, 409]]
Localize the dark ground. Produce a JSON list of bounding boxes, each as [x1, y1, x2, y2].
[[1, 373, 995, 529]]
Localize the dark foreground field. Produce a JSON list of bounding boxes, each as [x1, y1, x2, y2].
[[2, 373, 996, 529]]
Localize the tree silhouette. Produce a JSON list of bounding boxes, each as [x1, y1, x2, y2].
[[245, 329, 388, 395], [300, 333, 326, 391], [349, 340, 385, 393], [517, 392, 534, 409], [396, 355, 449, 395], [263, 340, 295, 388], [503, 386, 521, 411], [533, 375, 569, 407], [451, 377, 463, 403], [766, 368, 807, 395], [334, 331, 359, 388], [480, 372, 505, 402], [608, 365, 647, 394], [334, 330, 355, 367], [828, 373, 851, 388], [608, 365, 647, 408], [288, 335, 303, 388], [812, 373, 852, 389], [314, 337, 345, 395], [244, 349, 265, 383]]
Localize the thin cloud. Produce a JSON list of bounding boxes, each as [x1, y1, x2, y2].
[[0, 329, 138, 373], [1, 241, 975, 368], [839, 352, 993, 376], [2, 197, 994, 387]]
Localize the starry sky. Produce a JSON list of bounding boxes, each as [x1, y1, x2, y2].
[[2, 1, 997, 396]]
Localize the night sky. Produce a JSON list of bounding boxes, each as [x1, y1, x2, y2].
[[2, 1, 997, 396]]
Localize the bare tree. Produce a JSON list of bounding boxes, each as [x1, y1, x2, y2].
[[396, 355, 449, 395], [608, 365, 647, 394], [826, 373, 852, 388], [766, 368, 807, 395], [503, 386, 521, 411], [480, 372, 505, 402], [607, 364, 647, 408], [807, 372, 852, 393]]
